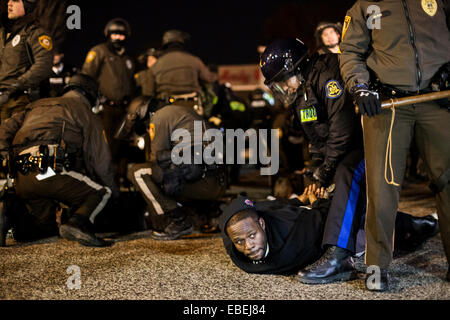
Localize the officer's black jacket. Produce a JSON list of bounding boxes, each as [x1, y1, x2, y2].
[[220, 198, 330, 275], [294, 53, 361, 165]]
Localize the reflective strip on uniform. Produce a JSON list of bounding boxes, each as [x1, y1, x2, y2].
[[60, 170, 112, 223], [133, 168, 165, 215]]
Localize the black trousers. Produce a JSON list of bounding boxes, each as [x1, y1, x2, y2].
[[12, 169, 111, 241], [322, 149, 366, 253]]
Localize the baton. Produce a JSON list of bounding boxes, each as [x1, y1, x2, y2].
[[355, 89, 450, 114]]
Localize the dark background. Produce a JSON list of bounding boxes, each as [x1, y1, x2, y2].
[[63, 0, 356, 70]]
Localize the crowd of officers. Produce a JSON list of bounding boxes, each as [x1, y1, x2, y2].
[[0, 0, 448, 293]]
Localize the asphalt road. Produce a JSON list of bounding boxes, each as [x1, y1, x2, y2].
[[0, 180, 448, 301]]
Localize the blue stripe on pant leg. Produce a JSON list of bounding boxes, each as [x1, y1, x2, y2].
[[337, 159, 366, 249]]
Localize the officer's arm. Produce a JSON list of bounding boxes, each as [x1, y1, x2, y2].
[[140, 69, 156, 97], [338, 3, 372, 89], [0, 111, 26, 152], [81, 48, 102, 80], [16, 28, 53, 89], [322, 80, 357, 165], [149, 110, 171, 164], [196, 57, 217, 83], [80, 110, 118, 195]]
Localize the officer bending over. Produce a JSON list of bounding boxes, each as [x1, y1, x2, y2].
[[0, 74, 117, 247], [260, 38, 366, 283], [127, 99, 226, 240]]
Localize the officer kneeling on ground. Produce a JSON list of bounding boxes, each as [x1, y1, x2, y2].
[[0, 73, 118, 247], [127, 98, 226, 240]]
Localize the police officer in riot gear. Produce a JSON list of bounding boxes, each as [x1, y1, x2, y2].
[[144, 29, 216, 113], [260, 38, 366, 284], [0, 73, 117, 247], [0, 0, 53, 122], [82, 18, 135, 184]]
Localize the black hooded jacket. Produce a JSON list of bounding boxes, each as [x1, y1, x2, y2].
[[220, 198, 330, 275]]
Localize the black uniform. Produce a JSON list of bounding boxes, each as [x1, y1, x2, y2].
[[294, 53, 365, 253], [0, 91, 116, 241]]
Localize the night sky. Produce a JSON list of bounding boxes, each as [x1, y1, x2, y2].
[[64, 0, 356, 71]]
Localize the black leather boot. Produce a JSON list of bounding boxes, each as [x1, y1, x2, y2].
[[447, 266, 450, 282], [395, 213, 439, 252], [297, 246, 358, 284], [59, 214, 112, 247], [365, 267, 389, 292], [151, 207, 193, 240]]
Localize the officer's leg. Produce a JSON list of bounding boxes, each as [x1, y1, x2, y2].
[[128, 163, 192, 238], [127, 163, 178, 215], [414, 101, 450, 273], [0, 95, 29, 123], [15, 171, 111, 246], [12, 197, 60, 241], [298, 149, 365, 284], [363, 106, 414, 269], [322, 149, 366, 253]]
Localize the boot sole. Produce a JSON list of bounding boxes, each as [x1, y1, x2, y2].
[[59, 225, 110, 247], [151, 226, 194, 241], [298, 270, 358, 285]]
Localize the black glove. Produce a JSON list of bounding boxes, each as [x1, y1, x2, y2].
[[430, 62, 450, 92], [351, 83, 382, 117], [312, 161, 336, 187]]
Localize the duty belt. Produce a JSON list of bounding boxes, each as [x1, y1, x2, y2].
[[167, 92, 198, 104], [16, 144, 73, 175], [378, 84, 432, 99]]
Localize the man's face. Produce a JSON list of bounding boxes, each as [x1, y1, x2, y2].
[[227, 216, 267, 261], [321, 27, 340, 48], [8, 0, 25, 20], [53, 53, 64, 66], [269, 75, 302, 106]]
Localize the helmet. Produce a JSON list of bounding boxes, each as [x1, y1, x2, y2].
[[63, 73, 99, 106], [314, 21, 342, 47], [162, 30, 190, 48], [23, 0, 38, 15], [104, 18, 131, 38], [260, 38, 309, 105]]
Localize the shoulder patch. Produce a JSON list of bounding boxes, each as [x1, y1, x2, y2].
[[341, 16, 351, 41], [85, 51, 97, 63], [148, 123, 156, 142], [325, 80, 343, 99], [300, 106, 318, 123], [38, 35, 53, 51], [422, 0, 437, 17]]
